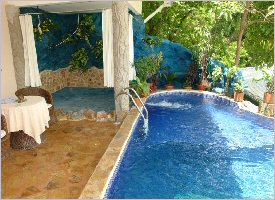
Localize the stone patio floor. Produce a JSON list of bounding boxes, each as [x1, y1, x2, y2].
[[1, 120, 120, 199]]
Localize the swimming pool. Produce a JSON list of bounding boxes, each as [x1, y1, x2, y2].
[[53, 87, 115, 112], [105, 92, 274, 199]]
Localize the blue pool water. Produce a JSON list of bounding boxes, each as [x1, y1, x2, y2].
[[106, 92, 274, 199], [53, 87, 115, 112]]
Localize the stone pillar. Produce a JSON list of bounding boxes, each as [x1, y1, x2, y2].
[[112, 2, 130, 122], [6, 5, 25, 89]]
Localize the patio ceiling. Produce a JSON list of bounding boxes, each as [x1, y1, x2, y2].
[[6, 0, 141, 14]]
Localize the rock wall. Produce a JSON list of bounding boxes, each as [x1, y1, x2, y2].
[[40, 66, 104, 93], [132, 14, 194, 87]]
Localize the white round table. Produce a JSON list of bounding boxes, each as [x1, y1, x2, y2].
[[2, 96, 50, 145]]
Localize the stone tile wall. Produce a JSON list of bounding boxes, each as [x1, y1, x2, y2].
[[40, 66, 104, 93]]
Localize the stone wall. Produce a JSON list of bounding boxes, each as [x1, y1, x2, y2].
[[40, 66, 104, 93]]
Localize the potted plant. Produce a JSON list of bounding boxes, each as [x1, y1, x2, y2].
[[165, 73, 175, 90], [129, 77, 150, 107], [233, 81, 245, 102], [134, 52, 163, 93], [183, 81, 192, 90], [255, 69, 274, 104], [198, 54, 210, 91]]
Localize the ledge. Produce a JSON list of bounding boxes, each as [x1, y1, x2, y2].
[[79, 109, 139, 199]]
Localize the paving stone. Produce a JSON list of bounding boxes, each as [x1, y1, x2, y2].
[[69, 175, 82, 183]]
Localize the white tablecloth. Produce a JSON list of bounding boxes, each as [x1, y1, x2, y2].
[[1, 96, 50, 144]]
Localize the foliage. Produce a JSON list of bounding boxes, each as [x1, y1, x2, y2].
[[76, 15, 96, 47], [142, 37, 162, 48], [211, 67, 223, 83], [225, 65, 239, 96], [166, 73, 175, 85], [33, 18, 58, 42], [91, 40, 103, 60], [254, 68, 274, 93], [183, 81, 192, 87], [130, 77, 150, 97], [185, 62, 199, 84], [69, 48, 89, 72], [134, 52, 163, 82], [234, 81, 245, 92], [59, 15, 96, 49], [143, 1, 274, 69]]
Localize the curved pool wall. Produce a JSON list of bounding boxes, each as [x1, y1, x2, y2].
[[105, 91, 274, 199]]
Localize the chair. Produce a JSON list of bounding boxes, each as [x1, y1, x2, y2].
[[15, 87, 57, 125], [1, 114, 12, 159], [1, 114, 8, 136]]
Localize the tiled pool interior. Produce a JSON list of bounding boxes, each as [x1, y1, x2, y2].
[[106, 92, 274, 199], [53, 87, 115, 112]]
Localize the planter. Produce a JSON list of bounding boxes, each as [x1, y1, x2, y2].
[[165, 85, 174, 90], [149, 83, 157, 93], [234, 91, 244, 102], [134, 97, 146, 107], [182, 86, 192, 90], [197, 84, 205, 91], [264, 92, 274, 104]]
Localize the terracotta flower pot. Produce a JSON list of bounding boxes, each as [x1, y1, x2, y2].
[[149, 83, 157, 93], [197, 84, 205, 91], [134, 97, 146, 107], [264, 92, 274, 104], [234, 91, 244, 102], [182, 86, 192, 90], [165, 85, 174, 90]]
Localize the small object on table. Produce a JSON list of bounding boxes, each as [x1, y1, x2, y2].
[[17, 95, 26, 103]]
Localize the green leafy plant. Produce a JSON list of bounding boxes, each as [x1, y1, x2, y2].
[[183, 81, 192, 87], [61, 15, 96, 48], [33, 18, 58, 42], [211, 66, 223, 86], [166, 73, 175, 85], [134, 52, 163, 82], [69, 48, 89, 72], [130, 77, 150, 97], [225, 65, 239, 96], [91, 40, 103, 59], [142, 37, 162, 47], [76, 15, 96, 47], [254, 68, 274, 93], [234, 81, 245, 92]]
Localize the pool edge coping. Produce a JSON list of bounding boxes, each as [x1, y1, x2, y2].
[[79, 108, 140, 199]]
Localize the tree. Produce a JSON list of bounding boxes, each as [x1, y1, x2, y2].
[[142, 1, 274, 70]]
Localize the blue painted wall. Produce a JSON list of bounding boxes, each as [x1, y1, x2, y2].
[[20, 7, 103, 72], [132, 14, 194, 87]]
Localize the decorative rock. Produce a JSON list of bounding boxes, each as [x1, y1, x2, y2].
[[69, 175, 82, 183], [46, 180, 61, 190], [68, 112, 85, 121], [97, 111, 108, 122], [258, 102, 274, 117], [63, 127, 74, 134], [107, 111, 115, 121], [84, 109, 96, 121], [40, 66, 104, 93]]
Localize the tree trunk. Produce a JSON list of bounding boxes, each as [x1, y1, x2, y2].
[[112, 2, 130, 122], [235, 1, 252, 67]]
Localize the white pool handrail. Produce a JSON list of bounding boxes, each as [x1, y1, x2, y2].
[[115, 87, 148, 124]]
